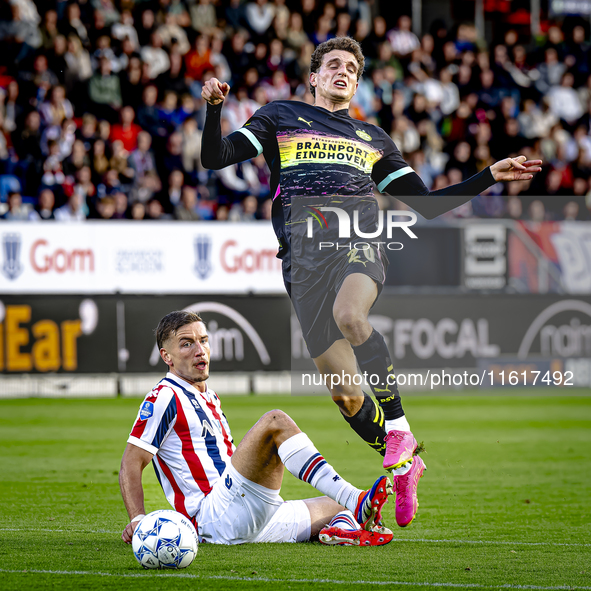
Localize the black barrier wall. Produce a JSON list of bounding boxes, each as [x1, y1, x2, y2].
[[292, 294, 591, 370], [1, 294, 590, 374], [0, 295, 291, 374]]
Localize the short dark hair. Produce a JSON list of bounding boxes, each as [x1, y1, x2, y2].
[[156, 311, 204, 349], [309, 37, 365, 97]]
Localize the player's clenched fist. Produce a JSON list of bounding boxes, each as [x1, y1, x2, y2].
[[202, 78, 230, 106]]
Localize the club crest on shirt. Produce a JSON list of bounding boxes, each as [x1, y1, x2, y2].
[[356, 129, 372, 141], [139, 401, 154, 420]]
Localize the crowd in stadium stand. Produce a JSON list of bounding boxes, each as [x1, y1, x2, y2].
[[0, 0, 590, 222]]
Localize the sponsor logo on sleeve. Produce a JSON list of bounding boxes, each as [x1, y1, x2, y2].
[[139, 401, 154, 420]]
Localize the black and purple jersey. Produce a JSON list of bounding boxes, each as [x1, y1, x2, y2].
[[202, 100, 495, 278]]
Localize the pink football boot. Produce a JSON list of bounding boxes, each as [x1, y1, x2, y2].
[[393, 455, 426, 527], [383, 430, 418, 471]]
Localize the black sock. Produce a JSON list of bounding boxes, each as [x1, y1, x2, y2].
[[352, 329, 404, 420], [342, 394, 387, 456]]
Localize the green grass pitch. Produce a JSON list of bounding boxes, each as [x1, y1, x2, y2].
[[0, 391, 590, 590]]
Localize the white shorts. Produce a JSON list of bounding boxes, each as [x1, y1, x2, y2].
[[196, 462, 311, 545]]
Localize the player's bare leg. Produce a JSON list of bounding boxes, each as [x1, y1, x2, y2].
[[230, 409, 300, 489], [328, 273, 425, 526], [313, 339, 387, 455], [230, 409, 392, 532], [313, 339, 363, 416], [303, 496, 345, 536], [333, 273, 376, 347], [333, 273, 418, 465]]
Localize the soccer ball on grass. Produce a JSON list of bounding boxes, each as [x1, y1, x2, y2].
[[132, 510, 198, 569]]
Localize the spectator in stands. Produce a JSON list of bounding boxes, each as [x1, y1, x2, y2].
[[158, 46, 190, 97], [110, 106, 142, 152], [73, 166, 96, 208], [388, 15, 420, 59], [180, 117, 203, 183], [64, 34, 93, 101], [129, 131, 157, 183], [12, 110, 43, 188], [534, 48, 566, 96], [185, 35, 213, 83], [161, 132, 185, 177], [54, 188, 86, 221], [2, 191, 29, 220], [88, 55, 122, 122], [40, 9, 59, 50], [547, 72, 584, 127], [63, 139, 91, 176], [130, 200, 146, 220], [285, 12, 308, 55], [145, 197, 171, 220], [96, 195, 117, 219], [174, 185, 202, 220], [311, 15, 335, 46], [141, 31, 170, 80], [112, 191, 129, 219], [215, 203, 230, 221], [62, 3, 89, 48], [157, 13, 190, 56], [109, 140, 135, 186], [136, 8, 155, 47], [229, 194, 259, 221], [245, 0, 275, 41], [4, 0, 588, 222], [90, 138, 109, 183], [136, 85, 167, 139], [191, 0, 218, 36], [159, 169, 185, 211], [29, 187, 55, 220], [19, 54, 58, 105], [505, 195, 524, 220], [112, 9, 139, 51]]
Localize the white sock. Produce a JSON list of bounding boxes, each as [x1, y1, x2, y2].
[[385, 416, 411, 433], [391, 457, 413, 476], [278, 432, 362, 513], [328, 510, 360, 531]]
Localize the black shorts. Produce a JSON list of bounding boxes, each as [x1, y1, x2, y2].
[[285, 244, 388, 358]]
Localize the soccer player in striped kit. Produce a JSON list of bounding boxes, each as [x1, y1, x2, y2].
[[120, 310, 393, 546]]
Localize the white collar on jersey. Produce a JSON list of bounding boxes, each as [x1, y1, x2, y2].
[[165, 371, 214, 402]]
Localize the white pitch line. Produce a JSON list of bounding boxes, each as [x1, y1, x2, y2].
[[0, 529, 588, 548], [392, 538, 591, 548], [0, 568, 590, 590]]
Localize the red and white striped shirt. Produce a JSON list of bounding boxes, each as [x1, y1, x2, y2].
[[128, 372, 235, 520]]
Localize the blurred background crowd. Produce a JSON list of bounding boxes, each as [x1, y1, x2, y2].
[[0, 0, 590, 222]]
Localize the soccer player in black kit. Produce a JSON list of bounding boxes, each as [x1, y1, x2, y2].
[[201, 37, 542, 528]]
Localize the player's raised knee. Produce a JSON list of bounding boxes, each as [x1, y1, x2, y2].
[[333, 307, 365, 335], [260, 409, 293, 428]]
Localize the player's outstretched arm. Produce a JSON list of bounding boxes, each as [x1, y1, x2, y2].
[[200, 77, 260, 170], [379, 156, 543, 220], [119, 443, 154, 544]]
